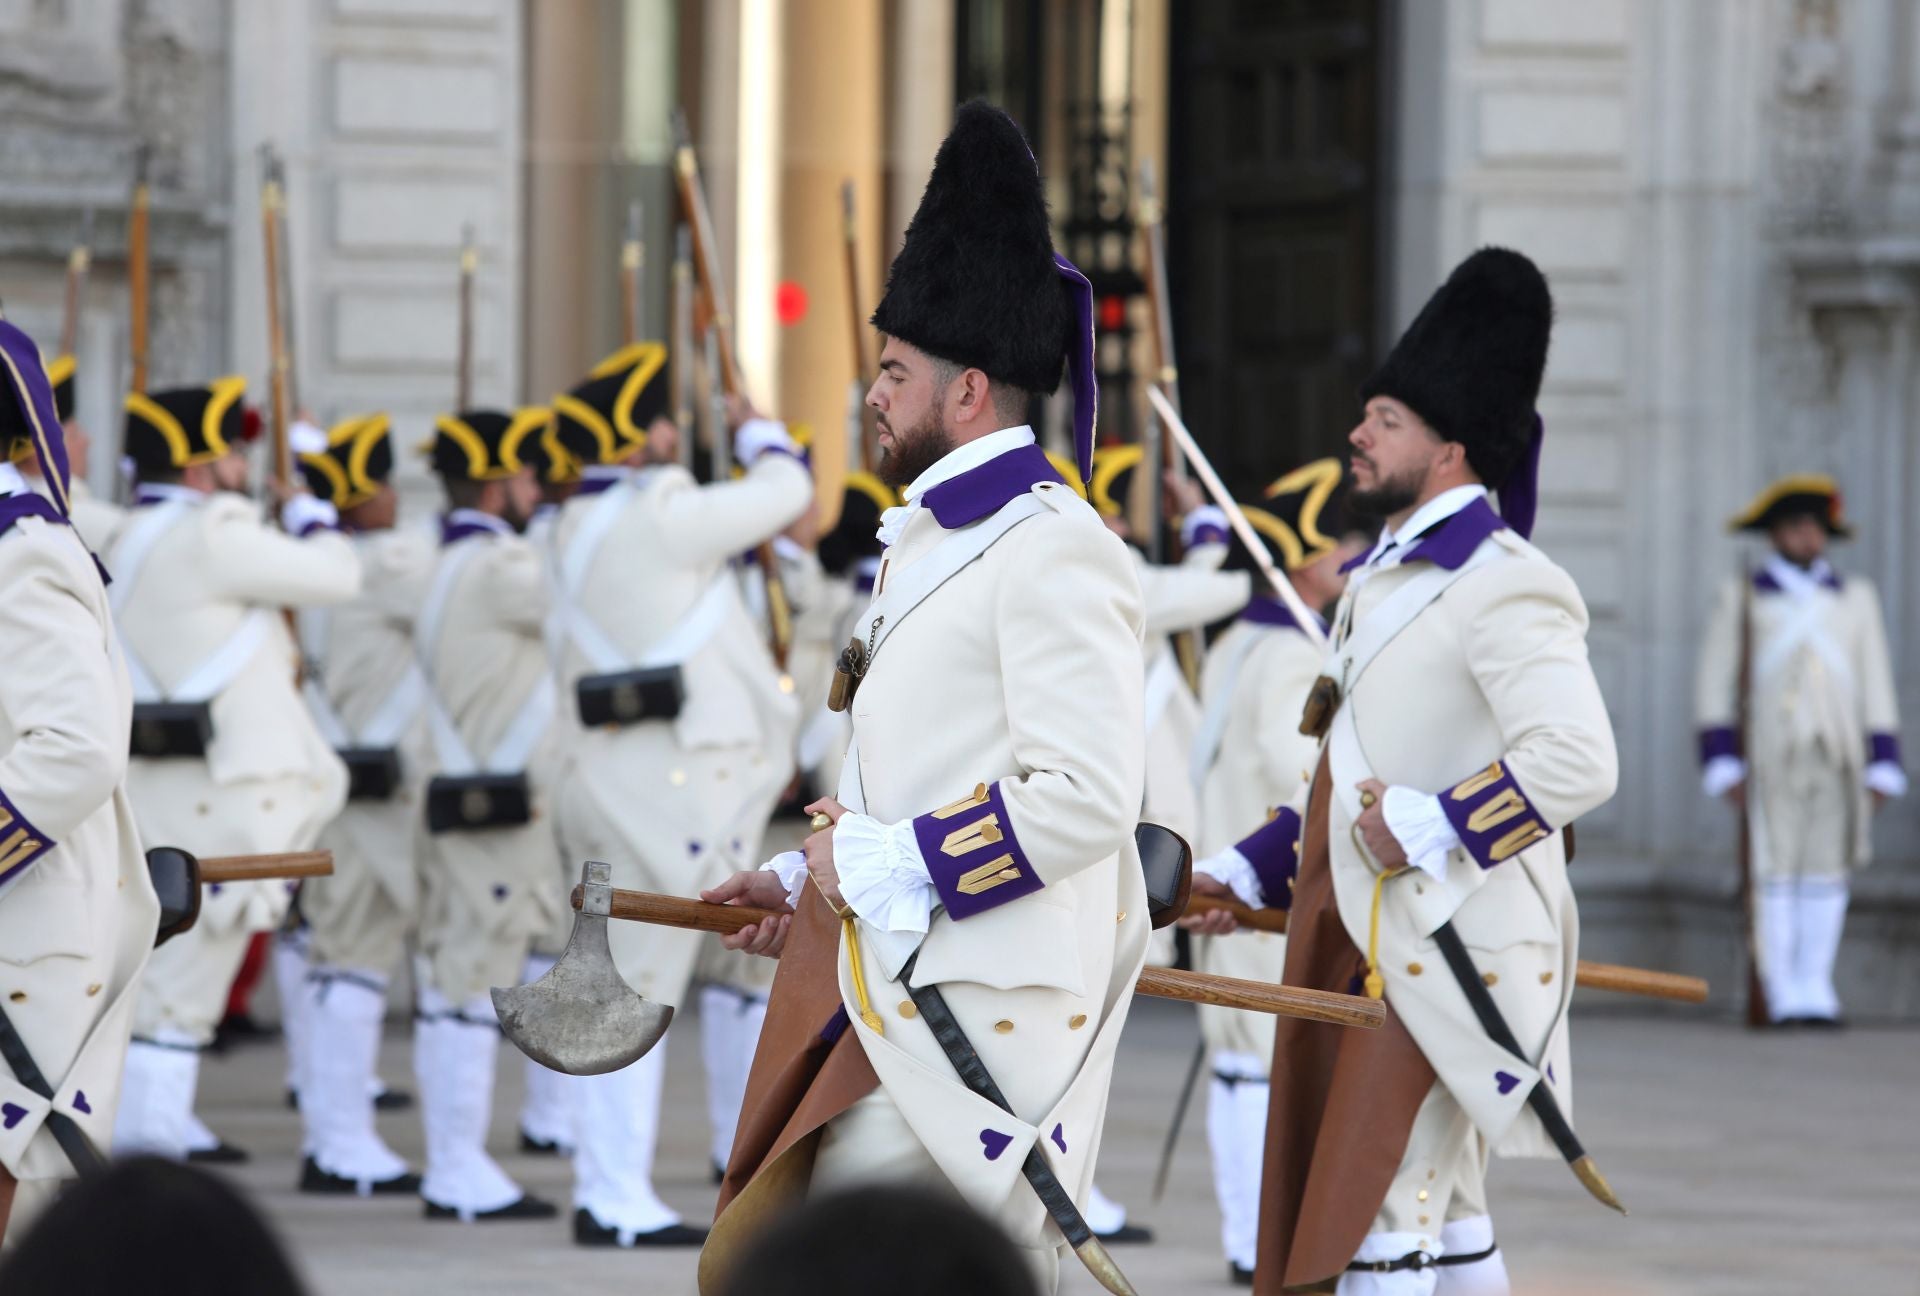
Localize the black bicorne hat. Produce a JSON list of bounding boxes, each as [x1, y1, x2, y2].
[[298, 414, 395, 509], [124, 378, 248, 474], [425, 408, 547, 483], [552, 343, 669, 467]]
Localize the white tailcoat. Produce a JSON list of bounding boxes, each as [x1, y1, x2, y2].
[[1194, 616, 1321, 1062], [837, 480, 1150, 1253], [550, 457, 810, 1006], [1316, 526, 1616, 1157], [0, 514, 159, 1192]]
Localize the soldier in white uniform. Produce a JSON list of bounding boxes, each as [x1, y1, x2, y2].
[[289, 413, 432, 1195], [1234, 249, 1619, 1296], [108, 378, 358, 1164], [411, 409, 563, 1222], [1177, 458, 1367, 1283], [702, 102, 1146, 1296], [15, 355, 124, 552], [1694, 476, 1905, 1026], [544, 343, 809, 1246], [0, 325, 159, 1242]]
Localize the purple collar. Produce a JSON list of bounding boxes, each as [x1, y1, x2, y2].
[[919, 443, 1064, 528], [440, 514, 510, 546], [1241, 594, 1324, 633], [0, 490, 64, 538], [1755, 565, 1841, 593], [1400, 496, 1507, 570]]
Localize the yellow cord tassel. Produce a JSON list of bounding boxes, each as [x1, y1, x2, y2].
[[813, 810, 884, 1035], [1363, 866, 1410, 1001]]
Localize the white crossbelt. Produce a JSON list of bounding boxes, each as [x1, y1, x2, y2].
[[108, 499, 275, 706], [415, 540, 555, 776], [1323, 544, 1505, 699], [556, 473, 736, 674], [1188, 627, 1270, 790], [1754, 565, 1853, 698], [298, 606, 426, 749]]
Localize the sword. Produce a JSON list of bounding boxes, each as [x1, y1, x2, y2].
[[0, 1003, 105, 1180], [1428, 921, 1626, 1214], [1149, 1038, 1205, 1203], [899, 951, 1139, 1296]]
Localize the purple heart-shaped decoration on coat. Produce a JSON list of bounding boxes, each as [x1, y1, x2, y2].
[[1547, 1063, 1556, 1085], [979, 1129, 1012, 1161], [71, 1090, 91, 1115], [1050, 1123, 1067, 1155], [1494, 1070, 1520, 1096], [2, 1103, 25, 1130], [208, 883, 224, 896], [492, 884, 509, 901], [688, 840, 703, 856]]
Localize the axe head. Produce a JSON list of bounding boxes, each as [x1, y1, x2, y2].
[[491, 861, 672, 1075]]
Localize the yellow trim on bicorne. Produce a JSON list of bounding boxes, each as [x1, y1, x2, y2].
[[433, 415, 501, 480], [1241, 504, 1304, 570], [1090, 443, 1144, 518], [301, 412, 393, 508], [346, 413, 392, 501], [1044, 451, 1090, 502], [1263, 456, 1343, 570], [201, 375, 247, 461], [43, 354, 76, 390], [540, 422, 583, 485], [1727, 473, 1849, 534], [844, 470, 895, 514], [594, 341, 667, 451], [0, 347, 69, 515], [553, 392, 621, 464], [124, 391, 192, 468], [503, 407, 550, 474]]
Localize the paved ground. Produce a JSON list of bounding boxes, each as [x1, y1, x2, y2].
[[194, 993, 1919, 1296]]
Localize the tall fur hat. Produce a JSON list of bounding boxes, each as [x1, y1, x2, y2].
[[871, 100, 1097, 481], [1361, 247, 1551, 535]]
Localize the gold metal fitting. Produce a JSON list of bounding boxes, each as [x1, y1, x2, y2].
[[810, 811, 833, 832]]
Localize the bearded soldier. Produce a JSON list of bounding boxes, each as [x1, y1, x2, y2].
[[15, 355, 123, 551], [700, 101, 1145, 1296], [108, 378, 357, 1163], [411, 409, 563, 1222], [288, 413, 431, 1196], [1177, 459, 1365, 1283], [1695, 476, 1904, 1026], [1244, 249, 1618, 1295], [544, 343, 808, 1246], [0, 324, 159, 1241]]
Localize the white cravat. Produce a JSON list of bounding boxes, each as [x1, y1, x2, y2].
[[874, 424, 1038, 548], [0, 462, 26, 497]]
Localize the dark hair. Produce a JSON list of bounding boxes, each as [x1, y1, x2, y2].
[[137, 464, 186, 485], [0, 1157, 309, 1295], [442, 477, 489, 511], [717, 1185, 1040, 1296], [924, 353, 1040, 429]]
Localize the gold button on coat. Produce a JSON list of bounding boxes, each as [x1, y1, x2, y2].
[[994, 1020, 1014, 1034], [897, 1000, 917, 1019], [1406, 962, 1423, 976], [1068, 1014, 1088, 1030], [1483, 972, 1499, 986]]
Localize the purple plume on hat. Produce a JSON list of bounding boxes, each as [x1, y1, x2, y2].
[[1055, 254, 1097, 483], [1498, 415, 1544, 540], [0, 319, 73, 517]]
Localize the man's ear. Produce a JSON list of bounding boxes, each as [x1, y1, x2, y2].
[[950, 367, 991, 428]]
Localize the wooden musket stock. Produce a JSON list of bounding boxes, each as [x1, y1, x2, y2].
[[198, 851, 334, 884]]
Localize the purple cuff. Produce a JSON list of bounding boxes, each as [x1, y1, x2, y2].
[[913, 781, 1042, 920], [1869, 733, 1903, 768], [752, 445, 808, 471], [1235, 808, 1302, 910], [294, 520, 341, 538], [0, 787, 55, 886], [1187, 522, 1229, 548], [1698, 727, 1739, 765], [1439, 760, 1552, 870]]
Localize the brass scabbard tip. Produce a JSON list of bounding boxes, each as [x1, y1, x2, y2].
[[1572, 1154, 1628, 1215], [1073, 1237, 1141, 1296]]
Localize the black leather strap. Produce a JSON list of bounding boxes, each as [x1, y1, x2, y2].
[[1347, 1250, 1435, 1273], [899, 952, 1093, 1249], [1435, 1243, 1499, 1266], [0, 1003, 104, 1178]]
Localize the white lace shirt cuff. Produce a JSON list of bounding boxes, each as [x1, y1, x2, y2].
[[735, 417, 799, 466], [1181, 504, 1229, 548], [762, 850, 808, 910], [1382, 786, 1459, 882], [1865, 761, 1909, 798], [1194, 846, 1263, 910], [1701, 755, 1747, 800], [281, 493, 339, 536], [833, 813, 935, 935]]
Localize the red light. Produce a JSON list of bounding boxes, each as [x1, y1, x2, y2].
[[1098, 294, 1126, 333], [776, 280, 809, 326]]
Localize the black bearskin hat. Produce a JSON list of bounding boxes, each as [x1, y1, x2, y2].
[[1360, 247, 1551, 492]]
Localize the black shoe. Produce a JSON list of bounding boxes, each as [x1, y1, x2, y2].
[[519, 1129, 569, 1156], [1801, 1015, 1848, 1031], [573, 1209, 708, 1248], [186, 1141, 250, 1165], [372, 1086, 415, 1112], [424, 1194, 560, 1222], [299, 1155, 421, 1196], [1229, 1262, 1254, 1286], [1095, 1223, 1154, 1245]]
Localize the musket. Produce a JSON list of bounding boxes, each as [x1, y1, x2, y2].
[[127, 146, 152, 396], [1736, 561, 1767, 1026], [59, 208, 94, 360], [671, 107, 792, 669], [258, 145, 294, 500], [1138, 161, 1205, 689], [841, 179, 878, 472], [620, 200, 644, 347], [1147, 385, 1330, 653], [671, 226, 696, 471], [1182, 894, 1711, 1003], [456, 224, 477, 411]]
